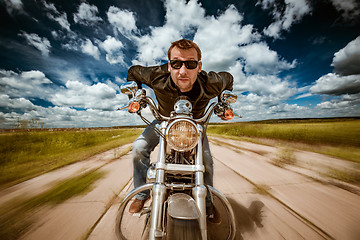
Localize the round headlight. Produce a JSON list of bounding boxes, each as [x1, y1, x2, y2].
[[166, 119, 199, 152]]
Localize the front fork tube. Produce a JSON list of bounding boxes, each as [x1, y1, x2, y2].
[[149, 123, 166, 240], [193, 126, 207, 240], [149, 123, 208, 240], [193, 184, 207, 240], [149, 183, 166, 239]]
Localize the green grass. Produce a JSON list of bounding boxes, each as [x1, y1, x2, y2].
[[208, 119, 360, 147], [0, 169, 105, 240], [208, 119, 360, 162], [28, 169, 106, 206], [253, 183, 271, 195], [273, 147, 296, 167], [326, 168, 360, 183], [0, 128, 142, 189]]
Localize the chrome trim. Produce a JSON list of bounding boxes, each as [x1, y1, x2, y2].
[[207, 186, 236, 240], [165, 119, 199, 152], [192, 185, 207, 240], [174, 98, 192, 114], [156, 162, 205, 174], [220, 90, 238, 103], [115, 184, 154, 240], [120, 81, 138, 96]]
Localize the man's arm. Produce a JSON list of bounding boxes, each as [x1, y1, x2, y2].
[[127, 65, 151, 89], [126, 64, 169, 89], [218, 71, 233, 92], [201, 70, 234, 95]]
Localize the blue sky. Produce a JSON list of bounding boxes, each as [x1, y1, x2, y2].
[[0, 0, 359, 128]]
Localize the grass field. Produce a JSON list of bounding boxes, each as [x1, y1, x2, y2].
[[0, 128, 142, 189], [0, 118, 359, 239], [207, 118, 360, 163], [1, 118, 359, 189], [0, 168, 106, 240]]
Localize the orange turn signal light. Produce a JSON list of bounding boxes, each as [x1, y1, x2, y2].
[[224, 109, 234, 120], [128, 102, 140, 113]]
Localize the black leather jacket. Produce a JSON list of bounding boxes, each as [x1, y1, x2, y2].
[[127, 63, 234, 119]]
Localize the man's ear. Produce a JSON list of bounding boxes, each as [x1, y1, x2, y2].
[[168, 62, 171, 72], [198, 61, 202, 73]]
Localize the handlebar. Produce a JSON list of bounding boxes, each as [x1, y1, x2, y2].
[[131, 94, 230, 125], [119, 81, 240, 125]]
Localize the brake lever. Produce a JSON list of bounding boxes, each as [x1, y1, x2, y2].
[[117, 104, 130, 111], [233, 111, 242, 118]]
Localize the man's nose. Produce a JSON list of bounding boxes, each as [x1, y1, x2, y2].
[[179, 64, 187, 74]]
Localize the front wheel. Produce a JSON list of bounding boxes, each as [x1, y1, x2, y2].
[[115, 184, 153, 240], [166, 217, 201, 240]]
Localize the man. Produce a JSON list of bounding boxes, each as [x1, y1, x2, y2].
[[126, 39, 233, 223]]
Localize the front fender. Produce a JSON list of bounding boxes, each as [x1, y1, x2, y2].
[[167, 193, 200, 220]]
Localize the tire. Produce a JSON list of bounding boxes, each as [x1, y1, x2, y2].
[[166, 217, 201, 240], [114, 184, 154, 240]]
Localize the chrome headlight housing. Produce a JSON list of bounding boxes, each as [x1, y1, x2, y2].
[[166, 119, 199, 152]]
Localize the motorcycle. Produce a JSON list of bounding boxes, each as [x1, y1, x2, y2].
[[115, 81, 238, 240]]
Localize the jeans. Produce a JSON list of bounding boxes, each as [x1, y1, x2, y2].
[[132, 120, 214, 200]]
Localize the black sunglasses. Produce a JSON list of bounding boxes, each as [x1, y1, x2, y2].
[[170, 60, 199, 69]]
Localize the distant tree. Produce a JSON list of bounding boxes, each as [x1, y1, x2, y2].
[[16, 118, 45, 129]]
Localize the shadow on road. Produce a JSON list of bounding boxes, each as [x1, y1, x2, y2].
[[208, 196, 265, 240], [117, 194, 265, 240]]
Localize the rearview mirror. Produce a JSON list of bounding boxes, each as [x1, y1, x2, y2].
[[220, 90, 237, 103], [121, 81, 138, 96]]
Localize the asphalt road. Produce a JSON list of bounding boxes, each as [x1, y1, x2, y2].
[[4, 137, 359, 240]]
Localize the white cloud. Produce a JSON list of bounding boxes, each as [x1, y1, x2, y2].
[[124, 0, 300, 121], [6, 0, 355, 128], [0, 94, 36, 110], [308, 35, 360, 118], [3, 0, 24, 15], [194, 5, 261, 72], [131, 0, 205, 65], [43, 1, 71, 31], [310, 73, 360, 95], [42, 0, 57, 12], [228, 61, 296, 99], [19, 31, 51, 56], [316, 100, 351, 109], [132, 26, 181, 65], [226, 61, 301, 120], [131, 0, 294, 75], [332, 36, 360, 76], [130, 1, 261, 68], [228, 94, 313, 121], [55, 68, 90, 85], [81, 39, 100, 60], [236, 42, 296, 74], [268, 103, 308, 114], [74, 2, 102, 25], [53, 12, 71, 31], [0, 69, 54, 99], [258, 0, 312, 38], [165, 0, 206, 30], [50, 80, 127, 110], [107, 6, 137, 36], [248, 75, 296, 97], [315, 97, 360, 117], [295, 92, 312, 100], [100, 36, 125, 65], [0, 104, 143, 129], [329, 0, 360, 20]]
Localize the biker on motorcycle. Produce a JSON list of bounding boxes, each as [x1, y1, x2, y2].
[[127, 39, 234, 224]]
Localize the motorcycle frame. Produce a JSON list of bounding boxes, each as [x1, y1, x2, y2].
[[148, 121, 208, 239], [116, 84, 237, 239]]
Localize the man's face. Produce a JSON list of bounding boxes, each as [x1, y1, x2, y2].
[[168, 46, 202, 93]]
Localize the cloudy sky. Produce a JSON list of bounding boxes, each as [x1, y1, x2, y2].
[[0, 0, 359, 128]]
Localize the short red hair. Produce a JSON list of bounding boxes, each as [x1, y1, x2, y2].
[[168, 39, 202, 61]]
